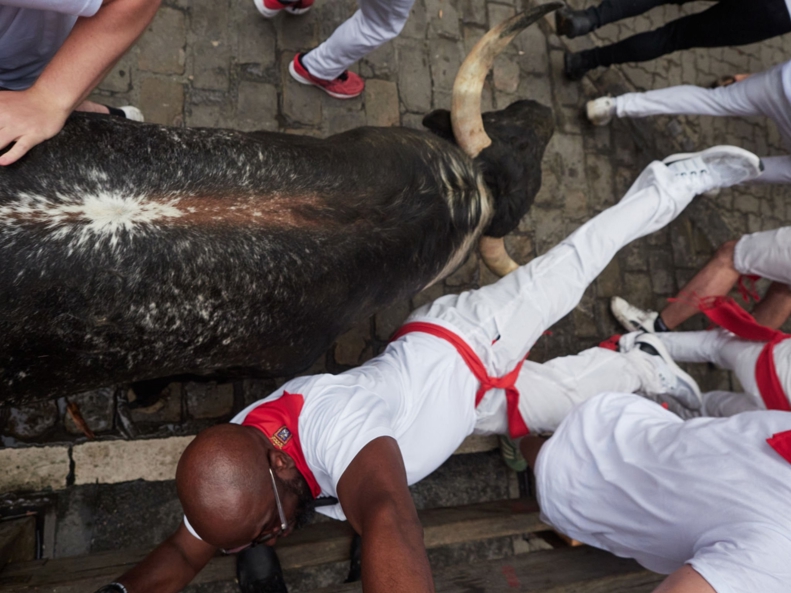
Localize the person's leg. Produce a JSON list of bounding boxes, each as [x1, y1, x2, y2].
[[302, 0, 414, 80], [733, 227, 791, 287], [568, 0, 791, 77], [556, 0, 685, 38], [753, 282, 791, 328], [701, 390, 765, 416], [519, 435, 547, 471], [746, 156, 791, 185]]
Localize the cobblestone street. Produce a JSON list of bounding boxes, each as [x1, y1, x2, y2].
[[2, 0, 791, 588]]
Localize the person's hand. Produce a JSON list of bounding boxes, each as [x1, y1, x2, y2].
[[0, 86, 71, 166]]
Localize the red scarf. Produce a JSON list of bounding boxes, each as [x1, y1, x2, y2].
[[699, 296, 791, 412], [241, 391, 322, 497], [767, 430, 791, 464], [391, 321, 530, 439]]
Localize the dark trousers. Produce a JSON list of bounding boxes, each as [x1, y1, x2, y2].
[[579, 0, 791, 68]]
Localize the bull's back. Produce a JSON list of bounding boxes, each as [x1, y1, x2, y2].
[[0, 115, 485, 403]]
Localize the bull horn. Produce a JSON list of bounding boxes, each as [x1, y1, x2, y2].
[[479, 236, 519, 277], [451, 3, 563, 158]]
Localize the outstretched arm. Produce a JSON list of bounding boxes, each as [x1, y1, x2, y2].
[[101, 522, 217, 593], [653, 565, 716, 593], [0, 0, 161, 165], [337, 437, 434, 593]]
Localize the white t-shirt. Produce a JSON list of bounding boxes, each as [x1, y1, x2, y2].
[[0, 0, 102, 90], [536, 392, 791, 593]]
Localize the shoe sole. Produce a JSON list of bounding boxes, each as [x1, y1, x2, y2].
[[119, 106, 144, 122], [610, 296, 655, 333], [284, 4, 311, 14], [288, 60, 363, 99], [636, 334, 702, 410], [662, 145, 764, 173], [253, 0, 281, 18]]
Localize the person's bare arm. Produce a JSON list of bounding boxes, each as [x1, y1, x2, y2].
[[104, 522, 217, 593], [652, 565, 716, 593], [336, 437, 434, 593], [0, 0, 161, 165]]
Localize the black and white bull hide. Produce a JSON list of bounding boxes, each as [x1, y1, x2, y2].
[[0, 5, 559, 405]]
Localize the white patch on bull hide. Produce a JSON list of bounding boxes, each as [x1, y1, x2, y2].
[[0, 190, 183, 248]]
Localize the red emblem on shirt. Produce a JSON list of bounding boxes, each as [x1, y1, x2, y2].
[[767, 430, 791, 465]]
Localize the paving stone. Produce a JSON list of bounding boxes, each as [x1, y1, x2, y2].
[[585, 152, 614, 211], [549, 49, 579, 107], [65, 388, 115, 435], [237, 81, 279, 131], [139, 77, 185, 125], [5, 400, 59, 440], [648, 250, 675, 295], [0, 446, 70, 492], [375, 300, 413, 340], [514, 21, 549, 76], [138, 7, 186, 74], [493, 55, 519, 93], [595, 258, 621, 298], [458, 0, 486, 26], [572, 293, 598, 338], [98, 52, 134, 93], [322, 98, 366, 135], [130, 383, 183, 424], [360, 42, 397, 80], [191, 0, 232, 90], [426, 0, 461, 39], [365, 79, 400, 127], [400, 0, 428, 39], [281, 55, 323, 126], [486, 3, 514, 29], [503, 234, 534, 266], [444, 251, 479, 287], [396, 41, 432, 113], [429, 38, 463, 93], [277, 11, 319, 52], [237, 12, 276, 66], [401, 112, 427, 129], [334, 321, 372, 366], [185, 382, 235, 419]]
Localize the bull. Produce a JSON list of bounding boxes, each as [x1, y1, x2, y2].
[[0, 5, 559, 405]]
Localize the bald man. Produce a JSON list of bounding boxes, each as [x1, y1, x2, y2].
[[95, 147, 763, 593]]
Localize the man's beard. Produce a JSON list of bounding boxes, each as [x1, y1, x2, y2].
[[282, 473, 315, 529]]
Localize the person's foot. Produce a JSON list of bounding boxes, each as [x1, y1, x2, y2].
[[237, 545, 289, 593], [555, 7, 597, 38], [289, 53, 364, 99], [564, 52, 590, 81], [118, 106, 144, 122], [499, 434, 528, 472], [254, 0, 313, 18], [611, 296, 661, 333], [586, 96, 616, 126], [632, 333, 702, 409], [663, 145, 764, 194]]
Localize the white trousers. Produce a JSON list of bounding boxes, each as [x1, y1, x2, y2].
[[657, 329, 791, 412], [615, 61, 791, 184], [301, 0, 414, 80], [734, 226, 791, 287], [410, 161, 703, 433]]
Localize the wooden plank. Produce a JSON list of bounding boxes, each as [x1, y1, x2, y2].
[[311, 546, 664, 593], [0, 498, 547, 592], [0, 518, 36, 567]]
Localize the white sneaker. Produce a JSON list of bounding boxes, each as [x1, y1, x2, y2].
[[119, 106, 144, 122], [663, 145, 763, 195], [586, 96, 616, 126], [634, 333, 702, 410], [611, 296, 658, 333]]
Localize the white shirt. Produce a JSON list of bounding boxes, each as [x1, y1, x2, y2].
[[0, 0, 102, 90], [536, 392, 791, 593]]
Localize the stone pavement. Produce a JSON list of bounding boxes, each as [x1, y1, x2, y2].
[[1, 0, 791, 584]]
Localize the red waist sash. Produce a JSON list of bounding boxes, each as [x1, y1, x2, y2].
[[392, 321, 530, 438]]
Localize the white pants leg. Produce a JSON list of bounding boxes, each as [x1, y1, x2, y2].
[[411, 161, 701, 376], [701, 390, 765, 416], [733, 227, 791, 286], [302, 0, 414, 80], [745, 156, 791, 184], [514, 347, 661, 434]]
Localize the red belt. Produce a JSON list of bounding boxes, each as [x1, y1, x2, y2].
[[699, 296, 791, 412], [391, 321, 530, 438]]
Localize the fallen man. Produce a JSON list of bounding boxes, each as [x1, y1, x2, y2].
[[525, 391, 791, 593], [94, 146, 762, 593]]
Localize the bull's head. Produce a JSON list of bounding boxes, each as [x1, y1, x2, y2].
[[423, 4, 561, 276]]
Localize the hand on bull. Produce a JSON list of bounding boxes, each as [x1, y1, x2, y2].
[[0, 86, 70, 166]]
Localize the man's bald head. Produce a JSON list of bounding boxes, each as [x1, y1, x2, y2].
[[176, 424, 271, 549]]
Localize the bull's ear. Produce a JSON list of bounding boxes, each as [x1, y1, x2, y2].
[[422, 110, 455, 143]]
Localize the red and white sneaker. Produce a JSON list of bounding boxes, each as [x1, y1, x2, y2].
[[288, 53, 364, 99], [253, 0, 313, 18]]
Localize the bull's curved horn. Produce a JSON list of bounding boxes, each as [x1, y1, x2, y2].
[[451, 3, 563, 158], [479, 236, 519, 277]]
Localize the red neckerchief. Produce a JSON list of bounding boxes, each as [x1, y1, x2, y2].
[[241, 391, 321, 497], [391, 321, 530, 439], [767, 430, 791, 465], [697, 296, 791, 412]]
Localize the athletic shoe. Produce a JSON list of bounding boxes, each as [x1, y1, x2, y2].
[[498, 434, 528, 472], [289, 53, 364, 99], [663, 145, 764, 194], [236, 545, 288, 593], [563, 51, 589, 81], [611, 296, 659, 333], [119, 106, 144, 122], [633, 333, 702, 410], [555, 7, 597, 38], [586, 97, 616, 126], [254, 0, 313, 18]]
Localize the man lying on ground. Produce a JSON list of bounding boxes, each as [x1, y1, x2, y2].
[[94, 146, 762, 593], [524, 391, 791, 593]]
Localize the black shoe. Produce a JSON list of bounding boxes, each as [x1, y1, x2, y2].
[[237, 546, 289, 593], [555, 7, 597, 38], [564, 52, 590, 81]]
